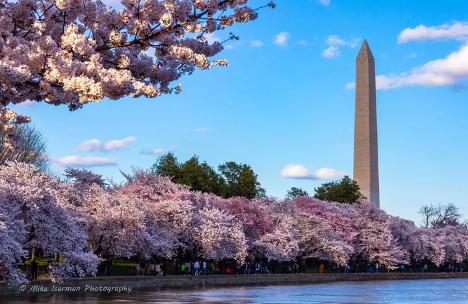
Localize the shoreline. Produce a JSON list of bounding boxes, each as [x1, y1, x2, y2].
[[1, 272, 468, 296]]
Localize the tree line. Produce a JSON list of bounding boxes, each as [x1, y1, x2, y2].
[[2, 162, 468, 287], [151, 152, 265, 199], [1, 124, 464, 229]]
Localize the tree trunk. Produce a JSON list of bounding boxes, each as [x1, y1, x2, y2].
[[88, 236, 94, 251], [31, 246, 36, 261]]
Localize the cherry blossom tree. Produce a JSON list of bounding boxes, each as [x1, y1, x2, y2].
[[389, 216, 421, 263], [294, 196, 358, 242], [3, 160, 468, 285], [90, 191, 180, 259], [0, 109, 30, 150], [0, 0, 275, 112], [64, 167, 107, 188], [194, 207, 247, 262], [119, 168, 248, 261], [296, 212, 353, 265], [251, 214, 300, 262], [217, 196, 272, 246], [0, 162, 99, 285], [0, 190, 28, 285], [433, 225, 468, 264], [352, 201, 407, 268]]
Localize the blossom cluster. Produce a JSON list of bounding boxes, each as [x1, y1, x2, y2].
[[0, 0, 274, 110], [1, 162, 467, 286]]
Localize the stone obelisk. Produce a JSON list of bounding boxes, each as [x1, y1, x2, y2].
[[353, 39, 380, 208]]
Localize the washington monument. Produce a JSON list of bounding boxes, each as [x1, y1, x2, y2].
[[353, 39, 380, 208]]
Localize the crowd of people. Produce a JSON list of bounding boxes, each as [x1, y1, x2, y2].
[[1, 259, 466, 282], [134, 260, 165, 276]]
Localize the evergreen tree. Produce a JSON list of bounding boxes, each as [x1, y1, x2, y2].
[[219, 162, 265, 199], [178, 156, 225, 194], [313, 176, 365, 204], [286, 187, 309, 199], [151, 152, 180, 182], [150, 154, 264, 199]]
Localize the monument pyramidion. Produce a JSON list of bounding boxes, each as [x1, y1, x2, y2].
[[353, 40, 380, 208]]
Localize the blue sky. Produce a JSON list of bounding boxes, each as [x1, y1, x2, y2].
[[12, 0, 468, 224]]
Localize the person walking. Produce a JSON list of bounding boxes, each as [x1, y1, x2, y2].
[[31, 259, 38, 280], [194, 261, 200, 275], [319, 263, 324, 274], [105, 259, 112, 277], [140, 260, 146, 276], [135, 262, 141, 276], [181, 263, 186, 275], [202, 261, 207, 275], [159, 263, 164, 276], [155, 263, 160, 276]]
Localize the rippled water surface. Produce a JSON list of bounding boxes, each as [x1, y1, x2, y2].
[[3, 278, 468, 303]]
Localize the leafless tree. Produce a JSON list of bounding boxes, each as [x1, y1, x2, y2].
[[0, 124, 49, 171], [418, 203, 461, 228]]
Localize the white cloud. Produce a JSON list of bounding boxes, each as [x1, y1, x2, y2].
[[298, 40, 308, 45], [75, 137, 136, 152], [398, 22, 468, 44], [56, 155, 117, 167], [196, 128, 210, 132], [102, 137, 136, 151], [322, 35, 360, 59], [345, 82, 356, 89], [375, 42, 468, 90], [281, 164, 346, 180], [318, 0, 331, 5], [15, 100, 35, 108], [75, 139, 102, 152], [205, 33, 220, 44], [224, 45, 233, 50], [322, 46, 340, 58], [326, 35, 360, 48], [250, 40, 263, 47], [411, 53, 417, 58], [140, 148, 166, 155], [274, 32, 290, 46]]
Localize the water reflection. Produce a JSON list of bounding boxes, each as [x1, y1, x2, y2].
[[2, 278, 467, 303]]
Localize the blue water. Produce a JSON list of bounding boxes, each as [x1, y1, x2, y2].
[[2, 278, 468, 303]]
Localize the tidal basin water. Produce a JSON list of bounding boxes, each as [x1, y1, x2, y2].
[[3, 278, 468, 303]]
